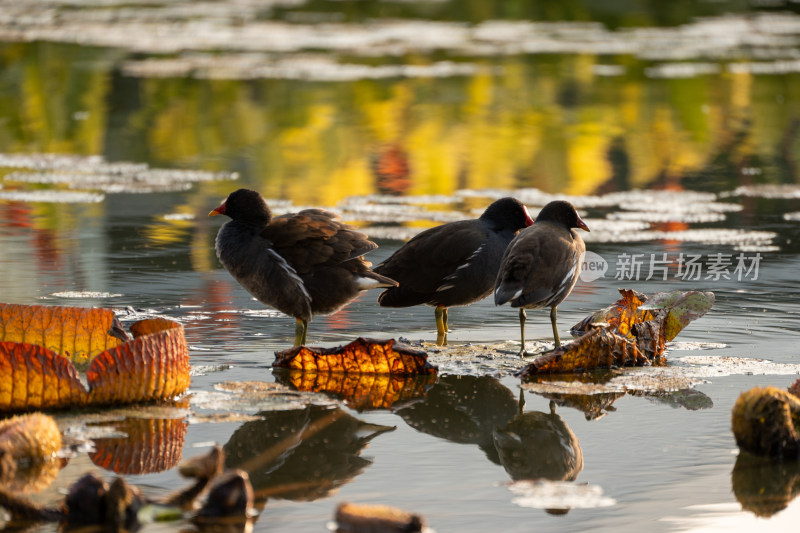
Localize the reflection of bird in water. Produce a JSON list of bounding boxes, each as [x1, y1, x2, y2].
[[394, 375, 520, 464], [223, 405, 394, 503], [374, 198, 533, 345], [493, 400, 583, 483], [210, 188, 397, 346]]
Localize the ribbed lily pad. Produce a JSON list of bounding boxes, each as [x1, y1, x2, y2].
[[0, 303, 190, 412]]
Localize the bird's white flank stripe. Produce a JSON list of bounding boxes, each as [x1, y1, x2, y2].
[[266, 249, 311, 303]]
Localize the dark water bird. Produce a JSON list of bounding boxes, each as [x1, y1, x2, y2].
[[210, 188, 397, 346], [494, 200, 589, 356], [373, 197, 533, 344]]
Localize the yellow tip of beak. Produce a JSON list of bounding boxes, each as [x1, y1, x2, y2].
[[209, 209, 221, 216]]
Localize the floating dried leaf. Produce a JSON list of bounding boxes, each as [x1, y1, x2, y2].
[[639, 290, 716, 342], [0, 303, 190, 411], [0, 341, 90, 411], [0, 302, 124, 368], [335, 502, 424, 533], [732, 386, 800, 459], [0, 413, 63, 494], [273, 338, 437, 375], [519, 329, 648, 377], [571, 288, 650, 337]]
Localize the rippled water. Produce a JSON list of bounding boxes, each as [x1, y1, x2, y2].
[[1, 1, 800, 532]]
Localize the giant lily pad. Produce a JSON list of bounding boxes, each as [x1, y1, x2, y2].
[[273, 338, 437, 376], [0, 303, 190, 412]]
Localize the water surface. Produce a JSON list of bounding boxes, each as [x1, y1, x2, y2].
[[1, 1, 800, 532]]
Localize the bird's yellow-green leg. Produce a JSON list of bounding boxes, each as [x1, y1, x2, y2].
[[294, 318, 308, 347], [435, 306, 447, 336], [435, 305, 448, 346], [518, 308, 528, 357], [550, 306, 561, 348]]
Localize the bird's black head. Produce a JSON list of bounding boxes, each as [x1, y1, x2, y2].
[[535, 200, 590, 232], [209, 189, 272, 227], [480, 197, 534, 231]]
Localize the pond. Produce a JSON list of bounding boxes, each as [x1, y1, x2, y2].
[[1, 1, 800, 532]]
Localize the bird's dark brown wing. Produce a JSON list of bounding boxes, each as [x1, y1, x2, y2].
[[375, 220, 487, 296], [494, 223, 584, 308], [261, 210, 377, 274]]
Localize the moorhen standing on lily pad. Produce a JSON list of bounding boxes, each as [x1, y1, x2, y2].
[[210, 189, 397, 346], [373, 197, 533, 344], [494, 200, 589, 356]]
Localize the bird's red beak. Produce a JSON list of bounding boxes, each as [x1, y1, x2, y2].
[[209, 199, 226, 216], [523, 206, 534, 227], [576, 214, 590, 232]]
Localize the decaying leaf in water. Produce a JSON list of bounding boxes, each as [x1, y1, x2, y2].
[[571, 289, 715, 343], [335, 502, 424, 533], [273, 338, 437, 375], [0, 412, 63, 495], [519, 329, 648, 377], [731, 385, 800, 459], [522, 289, 715, 375], [0, 412, 62, 465], [638, 290, 716, 342], [571, 289, 649, 337], [0, 412, 63, 494], [0, 303, 190, 411], [87, 317, 190, 405], [0, 341, 90, 410], [90, 417, 188, 475], [277, 371, 436, 410]]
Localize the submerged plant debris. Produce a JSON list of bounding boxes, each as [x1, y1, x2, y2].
[[731, 381, 800, 459], [518, 289, 714, 377]]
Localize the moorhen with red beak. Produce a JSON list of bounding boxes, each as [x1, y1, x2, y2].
[[494, 200, 589, 356], [374, 197, 533, 344], [210, 189, 397, 346]]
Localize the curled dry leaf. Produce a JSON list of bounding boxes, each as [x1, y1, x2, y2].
[[0, 412, 63, 495], [571, 289, 715, 343], [0, 303, 190, 412], [571, 288, 649, 337], [519, 329, 648, 377], [0, 412, 62, 465], [273, 338, 437, 376], [90, 417, 188, 475], [522, 289, 715, 376], [731, 385, 800, 459], [279, 371, 436, 410], [0, 303, 126, 368]]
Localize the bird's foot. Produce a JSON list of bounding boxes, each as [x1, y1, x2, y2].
[[517, 348, 532, 358]]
